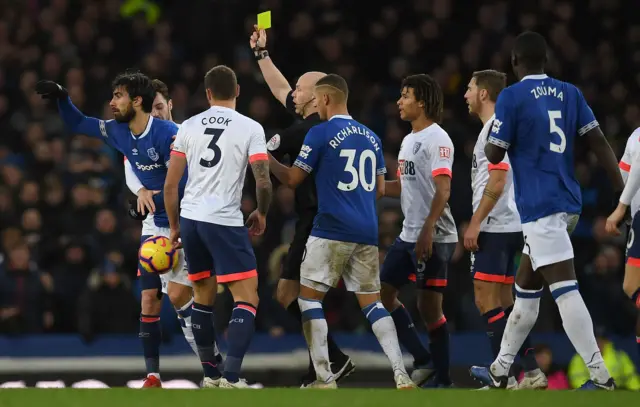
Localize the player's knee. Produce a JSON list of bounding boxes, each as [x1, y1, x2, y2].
[[622, 279, 640, 300], [417, 291, 443, 324], [141, 289, 162, 315], [380, 283, 398, 311], [500, 285, 515, 309], [228, 277, 259, 307], [166, 283, 192, 309], [192, 277, 217, 305], [276, 279, 299, 308]]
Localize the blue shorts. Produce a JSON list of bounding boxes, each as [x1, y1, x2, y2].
[[471, 232, 523, 284], [380, 238, 455, 293], [626, 212, 640, 265], [138, 234, 162, 292], [180, 217, 257, 283]]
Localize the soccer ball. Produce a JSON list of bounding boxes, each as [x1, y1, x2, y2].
[[138, 236, 178, 275]]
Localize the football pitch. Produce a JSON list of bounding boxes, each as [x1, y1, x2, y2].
[[0, 388, 634, 407]]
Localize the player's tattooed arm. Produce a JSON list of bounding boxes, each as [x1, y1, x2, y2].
[[251, 159, 273, 215], [473, 168, 507, 222], [268, 153, 309, 188]]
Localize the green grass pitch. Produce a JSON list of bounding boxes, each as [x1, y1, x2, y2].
[[0, 388, 634, 407]]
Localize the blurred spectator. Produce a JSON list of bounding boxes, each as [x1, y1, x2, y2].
[[77, 260, 139, 342], [0, 244, 53, 334], [518, 344, 569, 390]]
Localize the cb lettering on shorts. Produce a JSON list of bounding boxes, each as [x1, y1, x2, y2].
[[230, 318, 244, 324]]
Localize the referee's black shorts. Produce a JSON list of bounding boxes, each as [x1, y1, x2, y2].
[[280, 213, 315, 281]]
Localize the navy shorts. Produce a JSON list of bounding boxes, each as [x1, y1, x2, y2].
[[380, 238, 455, 293], [471, 232, 523, 284], [180, 217, 257, 283], [626, 212, 640, 265], [138, 234, 163, 292]]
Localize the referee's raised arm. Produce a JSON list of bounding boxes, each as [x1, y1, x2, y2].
[[250, 25, 325, 119], [250, 26, 291, 107]]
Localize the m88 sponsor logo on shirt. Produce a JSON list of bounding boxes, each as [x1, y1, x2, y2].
[[397, 159, 416, 179]]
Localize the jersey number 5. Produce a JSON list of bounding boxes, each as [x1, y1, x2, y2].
[[338, 149, 376, 192], [548, 110, 566, 154], [200, 128, 224, 168]]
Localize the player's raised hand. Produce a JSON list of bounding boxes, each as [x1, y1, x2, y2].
[[169, 228, 182, 250], [35, 80, 68, 100], [463, 221, 481, 252], [246, 209, 266, 236], [250, 24, 267, 49], [415, 225, 434, 261], [605, 204, 627, 236], [137, 187, 160, 215]]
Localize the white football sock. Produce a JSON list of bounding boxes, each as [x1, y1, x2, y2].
[[298, 297, 333, 382], [550, 281, 610, 384], [364, 302, 407, 375], [491, 285, 541, 377]]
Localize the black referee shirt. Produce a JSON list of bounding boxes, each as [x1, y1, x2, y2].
[[267, 91, 321, 216]]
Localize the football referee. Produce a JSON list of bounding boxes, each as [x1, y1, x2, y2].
[[250, 26, 354, 387]]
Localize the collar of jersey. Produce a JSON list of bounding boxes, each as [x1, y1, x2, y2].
[[130, 116, 154, 139], [520, 74, 548, 81], [329, 114, 353, 121]]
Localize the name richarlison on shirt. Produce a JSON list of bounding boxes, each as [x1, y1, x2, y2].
[[329, 124, 380, 151]]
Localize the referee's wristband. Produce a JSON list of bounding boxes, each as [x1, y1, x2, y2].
[[253, 47, 269, 61]]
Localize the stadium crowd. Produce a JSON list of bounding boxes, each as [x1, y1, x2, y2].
[[0, 0, 638, 357]]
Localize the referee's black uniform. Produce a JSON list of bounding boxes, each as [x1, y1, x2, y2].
[[267, 92, 321, 281]]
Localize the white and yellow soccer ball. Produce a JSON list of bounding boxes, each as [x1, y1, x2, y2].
[[138, 236, 178, 275]]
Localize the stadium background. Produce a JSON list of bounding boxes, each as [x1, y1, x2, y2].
[[0, 0, 638, 388]]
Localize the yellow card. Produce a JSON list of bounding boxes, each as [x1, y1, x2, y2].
[[257, 11, 271, 30]]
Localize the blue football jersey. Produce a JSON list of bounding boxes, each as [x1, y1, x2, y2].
[[57, 97, 186, 228], [488, 74, 598, 223], [293, 115, 386, 245]]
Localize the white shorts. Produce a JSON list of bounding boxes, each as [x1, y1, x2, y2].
[[300, 236, 380, 293], [142, 216, 191, 294], [522, 212, 576, 271]]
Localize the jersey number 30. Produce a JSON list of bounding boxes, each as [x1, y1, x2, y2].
[[548, 110, 566, 154], [200, 128, 224, 168], [338, 149, 376, 192]]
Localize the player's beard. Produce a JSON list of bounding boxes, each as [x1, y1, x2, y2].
[[114, 104, 136, 123]]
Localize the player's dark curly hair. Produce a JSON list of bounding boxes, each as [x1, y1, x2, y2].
[[111, 71, 155, 113], [401, 74, 443, 123]]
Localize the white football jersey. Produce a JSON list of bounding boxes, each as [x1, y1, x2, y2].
[[471, 115, 521, 233], [172, 106, 267, 226], [619, 127, 640, 215], [397, 124, 458, 244]]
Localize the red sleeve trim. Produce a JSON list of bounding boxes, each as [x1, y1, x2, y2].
[[488, 162, 509, 171], [171, 150, 186, 157], [620, 161, 631, 172], [432, 168, 452, 178], [249, 153, 268, 163]]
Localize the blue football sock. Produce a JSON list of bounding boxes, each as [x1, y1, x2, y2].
[[428, 316, 451, 385], [224, 302, 257, 383], [484, 307, 506, 359], [191, 303, 221, 379], [139, 314, 161, 375], [390, 304, 431, 366]]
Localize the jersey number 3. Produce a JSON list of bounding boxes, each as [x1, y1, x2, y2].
[[548, 110, 566, 154], [200, 128, 224, 168], [338, 149, 376, 192]]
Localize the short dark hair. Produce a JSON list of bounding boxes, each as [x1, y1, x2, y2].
[[152, 79, 171, 102], [315, 74, 349, 101], [204, 65, 237, 100], [401, 74, 443, 123], [513, 31, 548, 71], [472, 70, 507, 102], [111, 71, 155, 113]]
